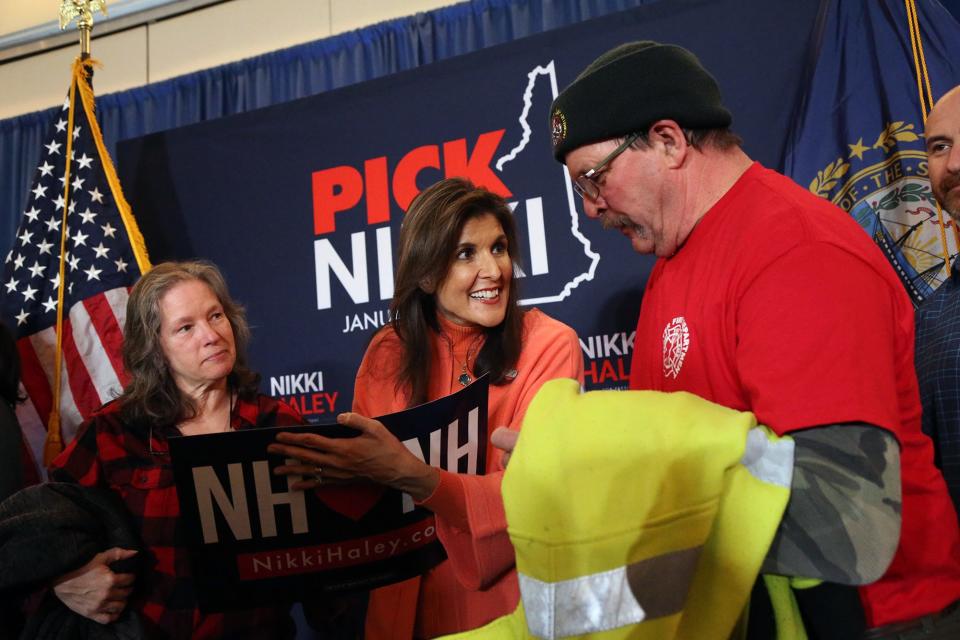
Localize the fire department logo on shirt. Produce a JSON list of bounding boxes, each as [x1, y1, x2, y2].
[[662, 316, 690, 379]]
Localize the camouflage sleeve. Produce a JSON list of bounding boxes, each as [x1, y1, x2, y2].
[[761, 423, 901, 585]]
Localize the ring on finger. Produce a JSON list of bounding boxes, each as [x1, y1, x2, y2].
[[311, 465, 323, 484]]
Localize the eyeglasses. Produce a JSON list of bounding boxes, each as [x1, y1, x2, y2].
[[573, 132, 641, 201]]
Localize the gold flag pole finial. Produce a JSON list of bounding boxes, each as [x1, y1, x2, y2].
[[59, 0, 108, 59]]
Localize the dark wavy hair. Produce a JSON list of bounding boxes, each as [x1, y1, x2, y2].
[[384, 177, 524, 407], [0, 321, 23, 407], [119, 260, 259, 426]]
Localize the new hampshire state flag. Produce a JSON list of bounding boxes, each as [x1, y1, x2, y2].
[[783, 0, 960, 306]]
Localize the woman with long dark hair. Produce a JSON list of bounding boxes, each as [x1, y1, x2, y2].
[[270, 177, 584, 638]]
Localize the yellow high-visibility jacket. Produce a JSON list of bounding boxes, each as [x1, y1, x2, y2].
[[443, 378, 795, 640]]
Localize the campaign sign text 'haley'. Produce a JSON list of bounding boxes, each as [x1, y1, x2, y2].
[[168, 377, 488, 612]]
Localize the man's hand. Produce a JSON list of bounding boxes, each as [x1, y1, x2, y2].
[[53, 547, 137, 625], [491, 427, 520, 467]]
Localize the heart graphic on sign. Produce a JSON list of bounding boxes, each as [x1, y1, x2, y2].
[[314, 484, 385, 521]]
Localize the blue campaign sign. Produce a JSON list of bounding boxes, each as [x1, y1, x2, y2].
[[169, 377, 488, 610], [116, 0, 821, 417]]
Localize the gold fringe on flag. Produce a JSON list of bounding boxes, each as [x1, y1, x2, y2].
[[904, 0, 960, 269]]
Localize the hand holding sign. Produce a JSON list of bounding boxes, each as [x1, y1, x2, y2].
[[270, 412, 441, 501], [169, 378, 488, 610]]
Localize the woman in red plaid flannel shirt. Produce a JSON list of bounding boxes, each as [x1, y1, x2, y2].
[[49, 260, 303, 639]]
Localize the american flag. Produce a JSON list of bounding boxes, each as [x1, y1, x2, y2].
[[0, 58, 150, 477]]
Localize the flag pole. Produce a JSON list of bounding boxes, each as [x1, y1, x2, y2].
[[59, 0, 108, 61], [44, 0, 108, 465]]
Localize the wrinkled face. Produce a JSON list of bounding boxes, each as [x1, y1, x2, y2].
[[434, 214, 512, 328], [926, 88, 960, 219], [158, 279, 236, 393], [564, 138, 677, 256]]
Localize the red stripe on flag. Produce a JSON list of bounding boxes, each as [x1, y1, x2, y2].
[[17, 339, 52, 431], [60, 318, 101, 419], [82, 293, 127, 386]]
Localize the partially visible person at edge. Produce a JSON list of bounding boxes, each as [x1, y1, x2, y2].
[[539, 41, 960, 638], [0, 321, 27, 638], [0, 321, 25, 504], [48, 260, 304, 639], [916, 85, 960, 522], [268, 177, 585, 638]]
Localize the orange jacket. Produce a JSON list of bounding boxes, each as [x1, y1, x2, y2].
[[354, 309, 583, 639]]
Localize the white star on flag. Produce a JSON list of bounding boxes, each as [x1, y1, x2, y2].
[[83, 265, 102, 281]]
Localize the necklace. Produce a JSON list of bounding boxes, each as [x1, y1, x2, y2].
[[444, 333, 484, 387], [150, 387, 235, 455]]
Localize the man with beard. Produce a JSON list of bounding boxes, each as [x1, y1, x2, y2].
[[915, 85, 960, 519], [545, 42, 960, 638]]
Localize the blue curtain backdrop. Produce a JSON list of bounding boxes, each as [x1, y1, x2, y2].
[[0, 0, 664, 256]]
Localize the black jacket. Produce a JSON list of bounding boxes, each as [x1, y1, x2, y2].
[[0, 482, 144, 640]]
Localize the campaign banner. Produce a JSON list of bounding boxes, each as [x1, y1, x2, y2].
[[116, 0, 822, 415], [168, 377, 488, 611]]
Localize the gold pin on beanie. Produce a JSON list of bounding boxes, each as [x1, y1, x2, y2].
[[550, 41, 732, 161]]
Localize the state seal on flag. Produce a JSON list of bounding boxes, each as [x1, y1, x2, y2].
[[807, 120, 958, 305]]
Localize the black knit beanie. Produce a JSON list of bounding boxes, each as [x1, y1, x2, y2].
[[550, 41, 732, 161]]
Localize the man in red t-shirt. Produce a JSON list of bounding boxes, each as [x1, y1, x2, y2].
[[545, 41, 960, 637]]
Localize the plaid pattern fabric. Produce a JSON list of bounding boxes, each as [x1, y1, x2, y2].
[[49, 394, 302, 639], [916, 261, 960, 518]]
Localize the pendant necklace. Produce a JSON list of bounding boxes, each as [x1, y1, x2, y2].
[[447, 333, 484, 387]]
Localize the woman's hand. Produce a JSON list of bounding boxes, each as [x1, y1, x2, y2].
[[52, 547, 137, 625], [269, 412, 440, 501]]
